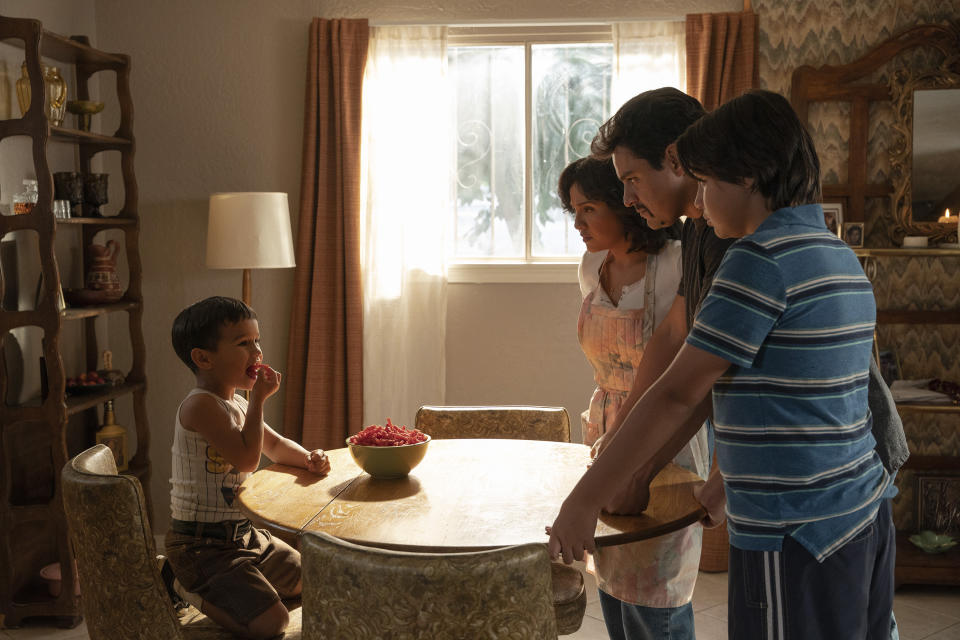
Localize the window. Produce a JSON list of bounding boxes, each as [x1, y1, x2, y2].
[[449, 27, 614, 264], [360, 23, 685, 284]]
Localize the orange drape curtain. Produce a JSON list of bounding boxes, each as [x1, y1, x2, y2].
[[685, 11, 759, 111], [284, 18, 368, 451], [684, 10, 758, 573]]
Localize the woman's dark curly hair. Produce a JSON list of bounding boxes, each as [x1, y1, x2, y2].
[[559, 156, 680, 254]]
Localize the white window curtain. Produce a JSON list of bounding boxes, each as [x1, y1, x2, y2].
[[359, 23, 683, 426], [612, 22, 686, 112], [360, 26, 452, 427]]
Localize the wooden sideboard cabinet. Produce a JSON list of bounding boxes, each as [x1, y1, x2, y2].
[[858, 248, 960, 589]]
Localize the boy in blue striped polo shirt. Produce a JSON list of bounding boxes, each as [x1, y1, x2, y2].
[[548, 90, 896, 639]]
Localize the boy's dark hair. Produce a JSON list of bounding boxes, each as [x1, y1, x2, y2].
[[676, 89, 822, 211], [171, 296, 257, 372], [559, 156, 680, 254], [591, 87, 706, 169]]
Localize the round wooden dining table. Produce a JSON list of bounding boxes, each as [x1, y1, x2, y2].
[[237, 438, 706, 552]]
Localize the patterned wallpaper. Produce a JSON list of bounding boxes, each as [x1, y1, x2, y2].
[[755, 0, 960, 530]]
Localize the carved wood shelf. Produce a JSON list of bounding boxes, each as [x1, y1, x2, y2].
[[0, 15, 149, 627]]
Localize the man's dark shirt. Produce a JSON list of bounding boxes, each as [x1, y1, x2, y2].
[[678, 216, 735, 329]]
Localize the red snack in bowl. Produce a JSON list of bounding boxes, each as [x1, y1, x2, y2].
[[348, 418, 428, 446]]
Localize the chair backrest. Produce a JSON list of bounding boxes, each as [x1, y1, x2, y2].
[[415, 405, 571, 442], [300, 531, 557, 639], [61, 445, 185, 640]]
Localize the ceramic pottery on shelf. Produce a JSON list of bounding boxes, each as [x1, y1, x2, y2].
[[85, 239, 123, 302]]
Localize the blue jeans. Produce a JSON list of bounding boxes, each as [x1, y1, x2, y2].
[[598, 590, 695, 640]]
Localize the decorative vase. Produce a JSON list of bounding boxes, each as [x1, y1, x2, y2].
[[15, 61, 30, 116], [36, 65, 67, 126], [85, 239, 123, 301], [43, 66, 67, 126]]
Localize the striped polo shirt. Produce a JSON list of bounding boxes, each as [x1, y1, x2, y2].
[[687, 203, 895, 561]]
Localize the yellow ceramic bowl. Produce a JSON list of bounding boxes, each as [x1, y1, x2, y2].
[[346, 435, 430, 479]]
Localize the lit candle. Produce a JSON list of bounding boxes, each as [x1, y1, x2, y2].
[[938, 208, 957, 224]]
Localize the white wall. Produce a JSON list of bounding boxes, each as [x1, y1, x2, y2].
[[2, 0, 736, 531]]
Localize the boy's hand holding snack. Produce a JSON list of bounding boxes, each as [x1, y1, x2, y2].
[[248, 363, 281, 403]]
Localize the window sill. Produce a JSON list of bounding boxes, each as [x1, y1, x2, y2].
[[447, 262, 578, 284]]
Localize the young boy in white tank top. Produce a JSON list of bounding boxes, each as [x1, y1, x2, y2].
[[165, 296, 331, 639]]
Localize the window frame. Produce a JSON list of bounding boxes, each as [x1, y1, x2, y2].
[[447, 25, 614, 283]]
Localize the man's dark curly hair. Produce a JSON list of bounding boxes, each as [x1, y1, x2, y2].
[[591, 87, 705, 169]]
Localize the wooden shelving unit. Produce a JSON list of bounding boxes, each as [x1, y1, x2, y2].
[[0, 16, 149, 628]]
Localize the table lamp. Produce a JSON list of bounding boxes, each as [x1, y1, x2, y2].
[[206, 192, 296, 306]]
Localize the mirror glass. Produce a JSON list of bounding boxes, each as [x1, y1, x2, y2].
[[912, 88, 960, 222]]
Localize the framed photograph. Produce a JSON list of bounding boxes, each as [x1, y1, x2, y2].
[[876, 348, 902, 386], [843, 221, 864, 248], [916, 472, 960, 536], [822, 202, 844, 238]]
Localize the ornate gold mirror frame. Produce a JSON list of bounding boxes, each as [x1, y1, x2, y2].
[[890, 46, 960, 242], [792, 23, 960, 246]]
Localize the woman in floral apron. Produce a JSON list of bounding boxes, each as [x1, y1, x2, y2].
[[559, 157, 710, 640]]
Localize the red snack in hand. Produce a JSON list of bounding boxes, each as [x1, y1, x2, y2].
[[348, 418, 428, 446], [246, 363, 269, 379]]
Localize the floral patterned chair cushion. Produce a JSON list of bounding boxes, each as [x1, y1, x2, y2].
[[300, 531, 557, 639]]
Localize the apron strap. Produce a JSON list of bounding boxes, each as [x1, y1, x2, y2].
[[642, 252, 657, 343]]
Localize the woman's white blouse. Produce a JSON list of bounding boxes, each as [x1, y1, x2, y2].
[[577, 240, 682, 327]]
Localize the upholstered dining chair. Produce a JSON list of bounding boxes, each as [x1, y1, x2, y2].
[[414, 405, 585, 635], [61, 444, 302, 639], [415, 404, 571, 442], [300, 531, 557, 639]]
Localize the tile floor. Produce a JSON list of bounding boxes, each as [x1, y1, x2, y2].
[[3, 562, 959, 639]]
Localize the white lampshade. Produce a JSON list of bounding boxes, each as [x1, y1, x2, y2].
[[206, 192, 296, 269]]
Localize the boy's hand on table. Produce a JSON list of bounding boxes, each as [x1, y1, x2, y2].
[[693, 470, 726, 528], [546, 496, 600, 564], [250, 365, 281, 404], [306, 449, 331, 475]]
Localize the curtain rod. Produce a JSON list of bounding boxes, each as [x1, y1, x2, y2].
[[368, 17, 688, 27]]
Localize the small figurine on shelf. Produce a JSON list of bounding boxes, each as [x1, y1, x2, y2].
[[95, 399, 128, 471], [98, 350, 125, 387]]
